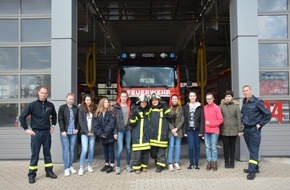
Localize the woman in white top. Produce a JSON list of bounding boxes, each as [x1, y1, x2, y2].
[[78, 95, 96, 175]]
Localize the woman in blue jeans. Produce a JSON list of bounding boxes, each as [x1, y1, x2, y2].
[[94, 97, 116, 173], [204, 93, 223, 171], [78, 95, 96, 176], [183, 91, 204, 170], [58, 93, 79, 176], [168, 94, 184, 171], [113, 90, 132, 174]]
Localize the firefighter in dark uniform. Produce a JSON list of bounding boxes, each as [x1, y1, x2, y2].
[[149, 93, 173, 173], [130, 95, 151, 174], [19, 85, 57, 184], [241, 85, 272, 180]]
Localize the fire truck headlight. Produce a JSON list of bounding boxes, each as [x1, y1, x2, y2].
[[169, 53, 176, 59], [129, 53, 136, 58], [121, 53, 128, 59], [160, 53, 167, 58]]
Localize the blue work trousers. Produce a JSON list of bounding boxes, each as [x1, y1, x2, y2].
[[244, 126, 261, 172]]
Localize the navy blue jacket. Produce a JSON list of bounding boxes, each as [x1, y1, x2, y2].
[[241, 95, 272, 128], [19, 99, 57, 130], [94, 111, 116, 144]]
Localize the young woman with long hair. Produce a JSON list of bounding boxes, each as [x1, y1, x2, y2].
[[94, 97, 116, 173], [78, 95, 96, 175]]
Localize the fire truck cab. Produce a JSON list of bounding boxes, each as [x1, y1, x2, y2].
[[114, 52, 181, 104]]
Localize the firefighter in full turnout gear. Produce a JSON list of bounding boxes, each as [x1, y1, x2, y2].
[[130, 95, 151, 174], [149, 93, 174, 173]]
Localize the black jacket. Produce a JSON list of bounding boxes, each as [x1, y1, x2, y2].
[[19, 99, 57, 130], [94, 111, 116, 144], [113, 99, 131, 133], [78, 105, 94, 134], [58, 104, 79, 132], [149, 103, 173, 147], [130, 105, 151, 151], [183, 103, 205, 135]]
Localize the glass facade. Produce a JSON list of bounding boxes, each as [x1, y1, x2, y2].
[[258, 0, 288, 11], [0, 0, 51, 127], [259, 43, 288, 67], [258, 0, 290, 124]]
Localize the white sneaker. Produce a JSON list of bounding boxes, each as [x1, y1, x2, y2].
[[78, 168, 84, 176], [174, 163, 181, 170], [70, 167, 77, 174], [116, 166, 120, 175], [88, 166, 94, 173], [126, 165, 133, 172], [168, 164, 174, 171], [64, 168, 70, 176]]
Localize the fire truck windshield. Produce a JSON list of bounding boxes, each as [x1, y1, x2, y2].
[[120, 66, 176, 87]]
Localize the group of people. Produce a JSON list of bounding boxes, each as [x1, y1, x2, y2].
[[19, 84, 272, 184]]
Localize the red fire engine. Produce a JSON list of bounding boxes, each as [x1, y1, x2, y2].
[[108, 52, 182, 104]]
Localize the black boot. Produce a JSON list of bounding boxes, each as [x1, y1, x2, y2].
[[46, 171, 57, 179], [229, 161, 235, 168], [225, 160, 230, 169], [156, 165, 163, 173]]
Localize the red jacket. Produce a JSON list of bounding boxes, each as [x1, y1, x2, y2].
[[204, 103, 223, 134]]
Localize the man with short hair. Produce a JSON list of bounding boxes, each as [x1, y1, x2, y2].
[[19, 85, 57, 184], [241, 85, 272, 180]]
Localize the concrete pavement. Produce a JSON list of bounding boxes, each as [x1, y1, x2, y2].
[[1, 156, 290, 190]]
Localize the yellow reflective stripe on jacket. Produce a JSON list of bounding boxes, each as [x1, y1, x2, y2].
[[150, 139, 167, 145], [150, 139, 168, 147], [157, 110, 163, 141], [45, 163, 53, 167], [249, 159, 258, 165], [133, 146, 151, 151], [151, 108, 161, 112], [130, 116, 138, 123], [132, 143, 150, 151], [156, 162, 166, 167], [164, 108, 171, 114], [139, 116, 144, 144], [29, 166, 38, 170]]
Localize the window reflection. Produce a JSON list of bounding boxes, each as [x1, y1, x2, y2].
[[20, 103, 31, 127], [21, 19, 51, 42], [21, 0, 51, 14], [21, 47, 51, 70], [0, 0, 19, 14], [21, 75, 51, 98], [258, 0, 287, 10], [0, 48, 18, 70], [260, 71, 289, 95], [258, 16, 287, 39], [121, 66, 175, 87], [0, 104, 18, 127], [0, 19, 18, 42], [259, 44, 288, 67], [0, 76, 19, 99]]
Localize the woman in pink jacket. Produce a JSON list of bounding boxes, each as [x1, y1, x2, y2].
[[204, 93, 223, 171]]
